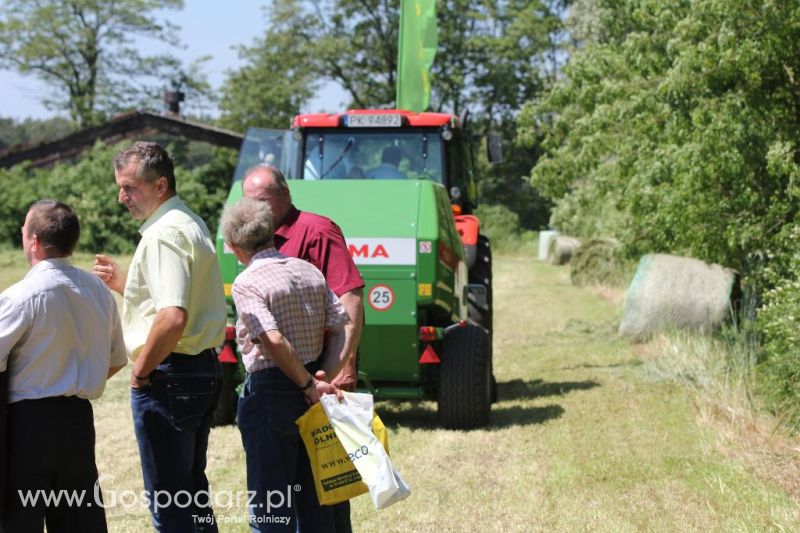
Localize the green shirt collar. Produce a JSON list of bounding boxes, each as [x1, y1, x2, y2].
[[139, 195, 183, 235]]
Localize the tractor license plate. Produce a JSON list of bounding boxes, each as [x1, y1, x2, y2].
[[346, 114, 402, 128]]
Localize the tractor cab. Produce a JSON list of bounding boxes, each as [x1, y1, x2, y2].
[[227, 110, 478, 214]]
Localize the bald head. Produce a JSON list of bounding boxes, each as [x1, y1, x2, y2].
[[242, 166, 292, 226]]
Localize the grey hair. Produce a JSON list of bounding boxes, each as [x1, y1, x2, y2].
[[221, 197, 275, 254], [113, 141, 176, 191]]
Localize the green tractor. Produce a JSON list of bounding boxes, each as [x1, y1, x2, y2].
[[215, 110, 498, 429]]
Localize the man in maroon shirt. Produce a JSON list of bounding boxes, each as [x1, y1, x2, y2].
[[242, 166, 364, 533], [242, 166, 364, 387]]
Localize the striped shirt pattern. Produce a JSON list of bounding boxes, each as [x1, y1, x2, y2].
[[232, 248, 349, 373]]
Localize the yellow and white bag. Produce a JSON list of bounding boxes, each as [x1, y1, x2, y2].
[[296, 394, 388, 505], [320, 392, 410, 509]]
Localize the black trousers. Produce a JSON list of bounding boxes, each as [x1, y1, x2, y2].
[[1, 396, 106, 533], [0, 371, 7, 520]]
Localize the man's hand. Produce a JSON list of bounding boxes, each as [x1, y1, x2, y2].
[[303, 370, 342, 404], [333, 289, 363, 393], [94, 254, 126, 295], [331, 364, 356, 392], [130, 371, 150, 389]]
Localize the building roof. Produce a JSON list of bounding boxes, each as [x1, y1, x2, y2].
[[0, 111, 243, 169]]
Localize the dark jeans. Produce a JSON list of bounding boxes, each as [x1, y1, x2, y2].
[[131, 351, 221, 533], [237, 364, 334, 533], [332, 501, 352, 533], [0, 371, 7, 519], [1, 396, 106, 533]]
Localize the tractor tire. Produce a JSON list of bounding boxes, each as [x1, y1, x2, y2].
[[468, 235, 492, 332], [211, 362, 239, 426], [438, 324, 492, 429]]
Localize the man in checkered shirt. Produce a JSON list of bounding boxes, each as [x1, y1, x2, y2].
[[221, 196, 354, 532]]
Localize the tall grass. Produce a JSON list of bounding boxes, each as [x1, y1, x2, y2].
[[641, 327, 758, 412]]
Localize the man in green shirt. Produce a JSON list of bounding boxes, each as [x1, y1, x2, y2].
[[94, 141, 226, 532]]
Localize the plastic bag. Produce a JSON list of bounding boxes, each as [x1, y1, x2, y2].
[[320, 392, 410, 509], [296, 395, 389, 505]]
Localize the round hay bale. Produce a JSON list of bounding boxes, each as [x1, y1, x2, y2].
[[618, 254, 736, 340], [538, 230, 560, 260], [570, 238, 623, 287], [548, 235, 581, 265]]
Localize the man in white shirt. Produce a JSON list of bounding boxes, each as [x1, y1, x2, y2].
[[0, 200, 127, 533]]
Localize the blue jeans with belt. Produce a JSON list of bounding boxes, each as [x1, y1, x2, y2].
[[237, 363, 334, 533], [131, 351, 221, 533]]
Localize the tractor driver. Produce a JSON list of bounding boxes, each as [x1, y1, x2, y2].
[[366, 145, 405, 179]]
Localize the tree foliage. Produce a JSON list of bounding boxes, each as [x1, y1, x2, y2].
[[0, 141, 235, 254], [523, 0, 800, 268], [0, 116, 74, 149], [217, 1, 318, 131], [220, 0, 567, 228], [0, 0, 190, 127], [522, 0, 800, 423]]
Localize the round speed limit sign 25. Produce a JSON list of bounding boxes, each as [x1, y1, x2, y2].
[[368, 284, 395, 311]]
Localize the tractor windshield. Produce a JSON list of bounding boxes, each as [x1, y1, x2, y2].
[[301, 130, 444, 182], [231, 128, 297, 183]]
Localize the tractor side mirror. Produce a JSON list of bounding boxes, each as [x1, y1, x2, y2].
[[487, 132, 503, 164]]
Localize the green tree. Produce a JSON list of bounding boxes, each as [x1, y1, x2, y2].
[[0, 140, 235, 253], [0, 116, 74, 149], [222, 0, 567, 229], [280, 0, 566, 127], [523, 0, 800, 268], [521, 0, 800, 424], [0, 0, 186, 127], [217, 0, 318, 131]]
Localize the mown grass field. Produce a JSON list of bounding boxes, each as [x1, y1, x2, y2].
[[2, 248, 799, 531]]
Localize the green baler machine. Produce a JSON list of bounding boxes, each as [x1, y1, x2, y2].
[[216, 110, 497, 429]]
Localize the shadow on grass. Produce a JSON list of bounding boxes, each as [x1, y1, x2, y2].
[[377, 401, 565, 430], [557, 359, 642, 372], [489, 403, 564, 429], [373, 378, 595, 431], [498, 378, 600, 401]]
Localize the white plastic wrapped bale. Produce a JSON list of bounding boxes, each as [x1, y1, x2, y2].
[[538, 230, 560, 260], [618, 254, 736, 340], [547, 235, 581, 265]]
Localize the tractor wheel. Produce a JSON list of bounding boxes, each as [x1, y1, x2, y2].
[[211, 362, 238, 426], [438, 325, 492, 429], [468, 235, 492, 332]]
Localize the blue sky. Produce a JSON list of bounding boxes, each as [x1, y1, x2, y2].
[[0, 1, 348, 120]]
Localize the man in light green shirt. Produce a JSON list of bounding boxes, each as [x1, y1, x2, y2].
[[94, 141, 225, 532], [116, 194, 226, 360]]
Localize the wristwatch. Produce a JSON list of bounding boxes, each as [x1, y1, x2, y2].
[[300, 376, 316, 391]]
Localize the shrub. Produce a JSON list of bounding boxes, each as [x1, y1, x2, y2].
[[474, 204, 522, 250], [0, 142, 236, 254], [756, 224, 800, 430]]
